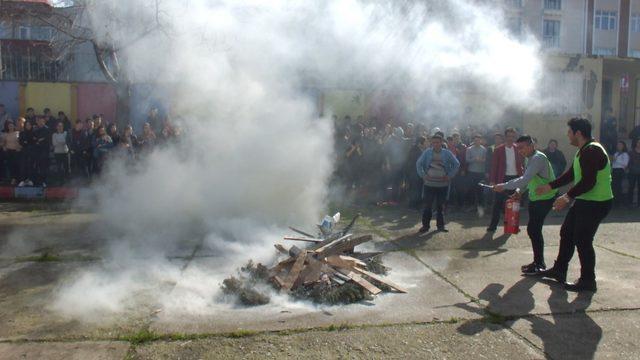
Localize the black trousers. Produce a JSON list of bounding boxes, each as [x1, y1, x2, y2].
[[54, 153, 70, 181], [34, 152, 49, 185], [488, 175, 519, 230], [5, 150, 21, 181], [527, 198, 554, 267], [611, 168, 625, 205], [628, 173, 640, 206], [555, 199, 612, 282], [422, 185, 448, 228], [467, 171, 486, 207]]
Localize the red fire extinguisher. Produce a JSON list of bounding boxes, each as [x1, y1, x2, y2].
[[504, 198, 520, 234]]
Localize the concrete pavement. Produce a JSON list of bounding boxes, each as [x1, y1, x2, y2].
[[0, 202, 638, 359]]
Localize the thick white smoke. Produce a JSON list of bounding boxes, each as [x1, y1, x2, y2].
[[50, 0, 545, 318]]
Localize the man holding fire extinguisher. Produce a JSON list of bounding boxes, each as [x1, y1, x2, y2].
[[533, 118, 613, 292], [493, 135, 558, 275]]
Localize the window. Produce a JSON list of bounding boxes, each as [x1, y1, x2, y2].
[[31, 27, 53, 41], [18, 26, 30, 40], [543, 20, 560, 48], [594, 47, 615, 56], [507, 17, 522, 36], [632, 14, 640, 33], [595, 10, 617, 30], [0, 20, 11, 39], [544, 0, 561, 10], [629, 50, 640, 58], [506, 0, 522, 7]]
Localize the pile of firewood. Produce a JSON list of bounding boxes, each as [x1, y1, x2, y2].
[[221, 214, 406, 306]]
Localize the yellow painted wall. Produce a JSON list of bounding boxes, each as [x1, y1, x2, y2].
[[24, 83, 72, 116], [323, 89, 367, 124], [523, 55, 603, 172]]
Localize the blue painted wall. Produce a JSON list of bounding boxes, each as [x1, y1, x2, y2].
[[0, 81, 20, 119]]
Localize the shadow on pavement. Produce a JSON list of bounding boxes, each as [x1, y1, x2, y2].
[[460, 232, 511, 259], [453, 277, 601, 360]]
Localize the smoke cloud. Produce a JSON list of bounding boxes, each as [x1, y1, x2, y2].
[[47, 0, 547, 318]]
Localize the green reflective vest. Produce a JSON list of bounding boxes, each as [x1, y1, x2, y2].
[[528, 151, 558, 202], [573, 141, 613, 201]]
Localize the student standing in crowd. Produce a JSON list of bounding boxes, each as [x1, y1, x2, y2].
[[107, 123, 120, 146], [488, 128, 524, 232], [52, 122, 70, 183], [534, 118, 613, 292], [70, 119, 90, 179], [543, 139, 567, 181], [406, 136, 428, 209], [18, 121, 35, 186], [628, 141, 640, 207], [33, 117, 51, 187], [494, 135, 557, 275], [43, 108, 56, 129], [92, 126, 113, 174], [0, 104, 11, 129], [24, 108, 36, 125], [1, 121, 22, 185], [416, 134, 460, 233], [139, 122, 157, 156], [57, 111, 73, 131], [465, 134, 487, 213], [611, 141, 629, 206]]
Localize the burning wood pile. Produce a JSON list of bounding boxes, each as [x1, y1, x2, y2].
[[221, 213, 407, 306]]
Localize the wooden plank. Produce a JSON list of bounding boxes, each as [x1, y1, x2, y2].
[[289, 226, 315, 238], [298, 255, 336, 285], [282, 252, 307, 291], [268, 258, 295, 277], [330, 276, 345, 285], [351, 267, 407, 293], [352, 252, 384, 260], [284, 236, 324, 243], [325, 255, 366, 269], [336, 268, 382, 295], [312, 234, 353, 253], [315, 235, 373, 258], [340, 214, 360, 236], [274, 244, 289, 254], [272, 275, 286, 289]]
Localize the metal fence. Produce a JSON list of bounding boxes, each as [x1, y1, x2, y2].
[[0, 45, 64, 81]]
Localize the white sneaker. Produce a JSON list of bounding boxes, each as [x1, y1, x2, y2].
[[26, 180, 34, 186], [18, 181, 25, 187], [41, 182, 47, 188]]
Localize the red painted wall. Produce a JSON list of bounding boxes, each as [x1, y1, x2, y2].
[[76, 83, 117, 123]]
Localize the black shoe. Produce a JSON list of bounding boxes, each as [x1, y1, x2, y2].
[[521, 263, 546, 275], [565, 279, 597, 292], [418, 226, 430, 234], [528, 262, 566, 283], [486, 227, 496, 232], [437, 227, 449, 233]]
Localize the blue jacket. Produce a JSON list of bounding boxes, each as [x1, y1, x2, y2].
[[416, 148, 460, 179]]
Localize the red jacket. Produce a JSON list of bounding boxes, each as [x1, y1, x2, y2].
[[490, 144, 524, 184]]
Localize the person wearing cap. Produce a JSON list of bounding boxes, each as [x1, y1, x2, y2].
[[493, 135, 558, 275], [532, 118, 613, 292]]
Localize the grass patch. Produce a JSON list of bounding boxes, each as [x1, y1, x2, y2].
[[226, 329, 259, 338], [121, 329, 162, 345]]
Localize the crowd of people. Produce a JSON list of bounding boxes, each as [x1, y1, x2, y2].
[[332, 115, 599, 212], [0, 104, 182, 187]]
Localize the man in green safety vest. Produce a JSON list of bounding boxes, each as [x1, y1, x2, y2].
[[532, 118, 613, 292], [493, 135, 558, 275]]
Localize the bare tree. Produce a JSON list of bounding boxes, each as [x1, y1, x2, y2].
[[15, 0, 165, 124]]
